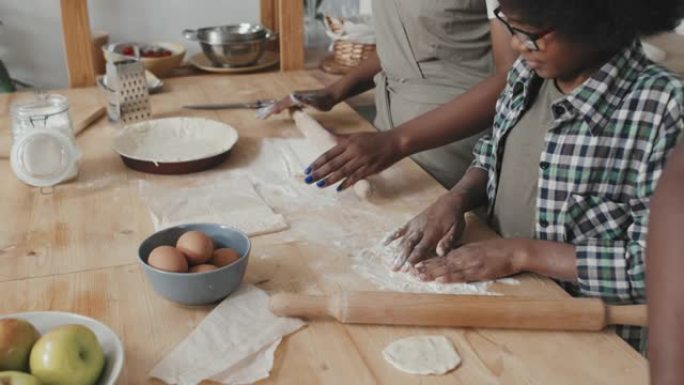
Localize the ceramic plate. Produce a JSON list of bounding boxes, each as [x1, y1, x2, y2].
[[0, 311, 124, 385], [189, 51, 279, 74]]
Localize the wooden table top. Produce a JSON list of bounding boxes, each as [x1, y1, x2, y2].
[[0, 72, 647, 385]]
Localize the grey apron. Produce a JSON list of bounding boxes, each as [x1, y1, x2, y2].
[[372, 0, 493, 187]]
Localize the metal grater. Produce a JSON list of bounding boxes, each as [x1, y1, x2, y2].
[[105, 59, 151, 124]]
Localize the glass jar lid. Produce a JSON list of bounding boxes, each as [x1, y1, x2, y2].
[[11, 94, 70, 121], [10, 130, 79, 187]]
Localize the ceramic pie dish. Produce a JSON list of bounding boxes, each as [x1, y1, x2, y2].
[[112, 117, 239, 174]]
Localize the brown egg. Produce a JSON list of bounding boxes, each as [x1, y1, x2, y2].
[[210, 248, 241, 267], [148, 245, 188, 273], [176, 231, 214, 266], [189, 264, 218, 273]]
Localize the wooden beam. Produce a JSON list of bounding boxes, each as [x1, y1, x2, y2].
[[91, 31, 109, 76], [60, 0, 97, 87], [277, 0, 304, 71], [260, 0, 279, 31]]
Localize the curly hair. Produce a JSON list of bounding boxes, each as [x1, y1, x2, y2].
[[498, 0, 684, 50]]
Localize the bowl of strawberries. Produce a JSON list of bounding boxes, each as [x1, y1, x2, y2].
[[102, 42, 186, 77]]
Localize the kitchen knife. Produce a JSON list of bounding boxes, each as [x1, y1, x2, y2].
[[183, 99, 275, 110]]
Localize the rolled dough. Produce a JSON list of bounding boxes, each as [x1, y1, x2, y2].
[[382, 335, 461, 375], [138, 176, 288, 236]]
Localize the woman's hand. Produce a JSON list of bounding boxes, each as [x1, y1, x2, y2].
[[384, 193, 468, 271], [305, 131, 406, 191], [259, 89, 340, 119], [413, 239, 530, 283]]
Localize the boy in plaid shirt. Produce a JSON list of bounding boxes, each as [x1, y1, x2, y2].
[[388, 0, 683, 352]]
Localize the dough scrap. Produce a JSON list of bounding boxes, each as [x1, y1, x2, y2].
[[382, 335, 461, 375], [139, 176, 288, 236]]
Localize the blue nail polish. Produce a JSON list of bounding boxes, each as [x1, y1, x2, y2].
[[304, 166, 312, 174], [304, 175, 314, 184], [336, 185, 343, 192], [316, 180, 326, 188]]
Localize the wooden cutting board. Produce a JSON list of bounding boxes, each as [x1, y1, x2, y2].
[[0, 92, 106, 158]]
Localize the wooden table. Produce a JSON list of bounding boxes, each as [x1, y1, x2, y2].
[[0, 72, 647, 385]]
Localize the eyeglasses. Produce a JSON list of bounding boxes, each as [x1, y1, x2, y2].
[[493, 7, 553, 51]]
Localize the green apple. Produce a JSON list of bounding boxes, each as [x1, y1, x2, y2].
[[0, 319, 40, 371], [29, 325, 104, 385], [0, 371, 42, 385]]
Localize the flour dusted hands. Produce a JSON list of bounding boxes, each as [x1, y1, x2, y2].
[[305, 130, 405, 191], [414, 239, 528, 283], [384, 193, 468, 271]]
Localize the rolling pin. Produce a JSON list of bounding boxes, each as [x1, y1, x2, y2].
[[291, 109, 373, 199], [270, 291, 647, 331]]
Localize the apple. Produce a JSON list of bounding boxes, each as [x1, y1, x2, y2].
[[30, 325, 104, 385], [0, 319, 40, 371], [0, 371, 42, 385]]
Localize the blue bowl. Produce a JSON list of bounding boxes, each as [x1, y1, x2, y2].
[[138, 223, 251, 305]]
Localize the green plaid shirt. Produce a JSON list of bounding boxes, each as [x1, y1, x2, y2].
[[472, 40, 684, 351]]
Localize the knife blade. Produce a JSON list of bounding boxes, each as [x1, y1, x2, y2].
[[183, 99, 275, 110]]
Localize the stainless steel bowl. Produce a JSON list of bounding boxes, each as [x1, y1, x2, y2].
[[183, 23, 275, 68]]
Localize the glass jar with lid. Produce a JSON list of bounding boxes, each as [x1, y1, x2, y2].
[[10, 93, 80, 187]]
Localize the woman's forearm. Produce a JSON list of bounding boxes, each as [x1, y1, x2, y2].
[[391, 21, 516, 157], [327, 51, 382, 103], [392, 71, 507, 156]]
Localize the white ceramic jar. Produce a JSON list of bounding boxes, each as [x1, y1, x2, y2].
[[10, 94, 80, 187]]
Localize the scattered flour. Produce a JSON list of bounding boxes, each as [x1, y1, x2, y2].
[[133, 135, 519, 296]]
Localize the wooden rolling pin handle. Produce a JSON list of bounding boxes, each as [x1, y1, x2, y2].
[[290, 109, 373, 200], [606, 304, 648, 327], [270, 292, 343, 320], [352, 180, 372, 199]]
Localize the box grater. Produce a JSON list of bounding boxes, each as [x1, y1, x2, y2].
[[105, 59, 151, 124]]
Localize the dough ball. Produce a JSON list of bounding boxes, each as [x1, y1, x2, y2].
[[210, 248, 241, 267], [176, 231, 214, 265], [383, 335, 461, 375], [148, 245, 189, 273]]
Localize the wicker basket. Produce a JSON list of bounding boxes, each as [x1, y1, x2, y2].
[[324, 15, 376, 70], [332, 40, 376, 67]]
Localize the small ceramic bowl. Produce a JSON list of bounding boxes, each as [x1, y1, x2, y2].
[[102, 42, 186, 77], [138, 223, 251, 305]]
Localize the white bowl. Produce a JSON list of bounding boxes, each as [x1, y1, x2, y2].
[[0, 311, 124, 385]]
